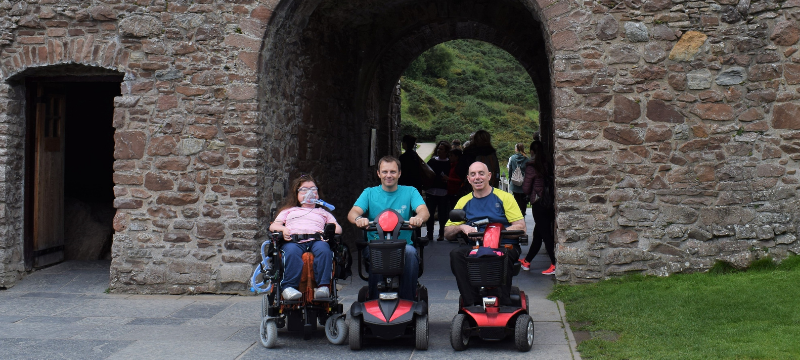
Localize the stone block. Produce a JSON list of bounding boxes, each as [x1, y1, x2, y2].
[[196, 220, 225, 239], [691, 103, 735, 121], [605, 248, 655, 265], [770, 21, 800, 46], [119, 16, 164, 37], [114, 131, 146, 159], [646, 99, 684, 123], [624, 22, 649, 42], [772, 103, 800, 130], [668, 31, 707, 61], [700, 207, 756, 226], [596, 14, 618, 41], [687, 69, 712, 90]]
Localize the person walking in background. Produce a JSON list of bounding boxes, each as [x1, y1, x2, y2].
[[507, 143, 529, 217], [457, 130, 500, 188], [398, 135, 424, 192], [519, 140, 556, 275], [424, 141, 452, 241], [451, 139, 463, 151]]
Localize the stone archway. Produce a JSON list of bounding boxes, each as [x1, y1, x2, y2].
[[258, 0, 556, 227]]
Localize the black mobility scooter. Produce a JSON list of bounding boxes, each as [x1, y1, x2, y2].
[[250, 223, 351, 348], [448, 209, 534, 352], [348, 209, 430, 350]]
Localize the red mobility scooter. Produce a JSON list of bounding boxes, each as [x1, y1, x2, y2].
[[348, 209, 430, 350], [448, 209, 534, 352]]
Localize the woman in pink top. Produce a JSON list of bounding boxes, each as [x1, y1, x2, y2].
[[269, 174, 342, 300]]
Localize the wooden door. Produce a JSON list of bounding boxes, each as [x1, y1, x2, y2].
[[32, 84, 65, 267]]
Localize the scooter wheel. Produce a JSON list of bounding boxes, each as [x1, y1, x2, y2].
[[325, 314, 348, 345], [514, 314, 534, 352], [260, 317, 278, 348], [349, 315, 362, 350], [450, 313, 470, 351], [415, 314, 429, 350]]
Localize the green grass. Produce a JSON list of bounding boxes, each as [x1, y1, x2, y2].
[[549, 256, 800, 360]]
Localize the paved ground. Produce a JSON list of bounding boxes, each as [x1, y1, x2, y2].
[[416, 142, 436, 160], [0, 216, 580, 360]]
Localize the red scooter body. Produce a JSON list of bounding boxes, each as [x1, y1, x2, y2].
[[348, 209, 429, 350], [448, 210, 534, 352]]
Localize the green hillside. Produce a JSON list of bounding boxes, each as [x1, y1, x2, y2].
[[399, 39, 540, 171]]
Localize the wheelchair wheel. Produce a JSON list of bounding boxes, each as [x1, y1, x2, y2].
[[260, 317, 277, 348], [348, 315, 362, 350], [415, 314, 429, 350], [514, 314, 534, 352], [325, 314, 348, 345], [450, 313, 470, 351]]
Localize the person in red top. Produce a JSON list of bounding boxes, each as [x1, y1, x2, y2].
[[520, 141, 556, 275]]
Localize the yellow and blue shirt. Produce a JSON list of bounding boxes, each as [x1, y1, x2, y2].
[[445, 188, 524, 245]]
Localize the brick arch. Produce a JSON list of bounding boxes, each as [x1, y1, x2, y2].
[[0, 35, 132, 81]]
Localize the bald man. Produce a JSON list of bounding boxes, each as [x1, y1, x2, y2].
[[445, 161, 526, 306]]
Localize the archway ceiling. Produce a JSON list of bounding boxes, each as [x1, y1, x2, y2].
[[292, 0, 551, 109]]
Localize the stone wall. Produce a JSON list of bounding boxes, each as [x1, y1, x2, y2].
[[549, 0, 800, 280], [0, 0, 278, 292], [0, 0, 798, 291]]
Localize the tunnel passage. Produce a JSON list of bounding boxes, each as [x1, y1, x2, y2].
[[259, 0, 553, 222]]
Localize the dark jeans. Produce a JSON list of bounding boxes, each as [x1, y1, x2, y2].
[[450, 244, 520, 306], [513, 192, 528, 217], [525, 202, 556, 265], [425, 193, 452, 239], [280, 241, 332, 290], [364, 244, 419, 301]]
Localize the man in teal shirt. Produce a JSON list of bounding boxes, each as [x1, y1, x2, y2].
[[348, 156, 429, 300]]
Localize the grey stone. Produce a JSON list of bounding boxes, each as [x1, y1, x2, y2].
[[605, 248, 655, 265], [643, 42, 667, 63], [687, 68, 712, 89], [181, 138, 205, 155], [174, 14, 206, 30], [735, 224, 758, 239], [155, 69, 184, 81], [207, 140, 226, 150], [119, 15, 164, 38], [776, 234, 797, 244], [688, 227, 713, 241], [625, 22, 649, 42], [715, 67, 747, 85]]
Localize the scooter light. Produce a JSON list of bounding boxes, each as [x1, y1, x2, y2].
[[482, 296, 497, 307], [379, 292, 399, 300]]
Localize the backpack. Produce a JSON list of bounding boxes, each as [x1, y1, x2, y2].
[[530, 165, 554, 209], [511, 166, 524, 186]]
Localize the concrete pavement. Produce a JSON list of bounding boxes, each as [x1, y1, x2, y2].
[[0, 215, 580, 359]]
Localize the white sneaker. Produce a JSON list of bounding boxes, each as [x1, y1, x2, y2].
[[314, 286, 330, 300], [281, 287, 302, 300]]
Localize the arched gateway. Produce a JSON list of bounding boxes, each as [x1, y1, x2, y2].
[[0, 0, 798, 293]]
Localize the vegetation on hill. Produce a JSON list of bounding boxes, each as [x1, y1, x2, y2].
[[399, 39, 540, 171]]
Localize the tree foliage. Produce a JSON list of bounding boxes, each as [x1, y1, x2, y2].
[[399, 39, 540, 168]]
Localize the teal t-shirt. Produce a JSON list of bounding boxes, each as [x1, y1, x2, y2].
[[353, 185, 425, 244]]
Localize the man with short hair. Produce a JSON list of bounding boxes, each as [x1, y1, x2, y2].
[[348, 156, 430, 300], [445, 162, 526, 306]]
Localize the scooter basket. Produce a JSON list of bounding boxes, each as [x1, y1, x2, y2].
[[466, 255, 507, 287], [368, 241, 405, 276]]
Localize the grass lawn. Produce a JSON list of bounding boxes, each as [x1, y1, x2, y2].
[[549, 256, 800, 360]]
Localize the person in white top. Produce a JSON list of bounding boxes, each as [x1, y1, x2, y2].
[[269, 174, 342, 300]]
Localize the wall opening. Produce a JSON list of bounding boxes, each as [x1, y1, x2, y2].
[[24, 75, 122, 268], [260, 0, 553, 236]]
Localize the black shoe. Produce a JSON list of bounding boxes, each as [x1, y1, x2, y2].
[[436, 236, 444, 241]]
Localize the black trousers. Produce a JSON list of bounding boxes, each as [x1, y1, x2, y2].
[[513, 192, 528, 217], [525, 202, 556, 264], [450, 244, 521, 306], [425, 193, 452, 239]]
